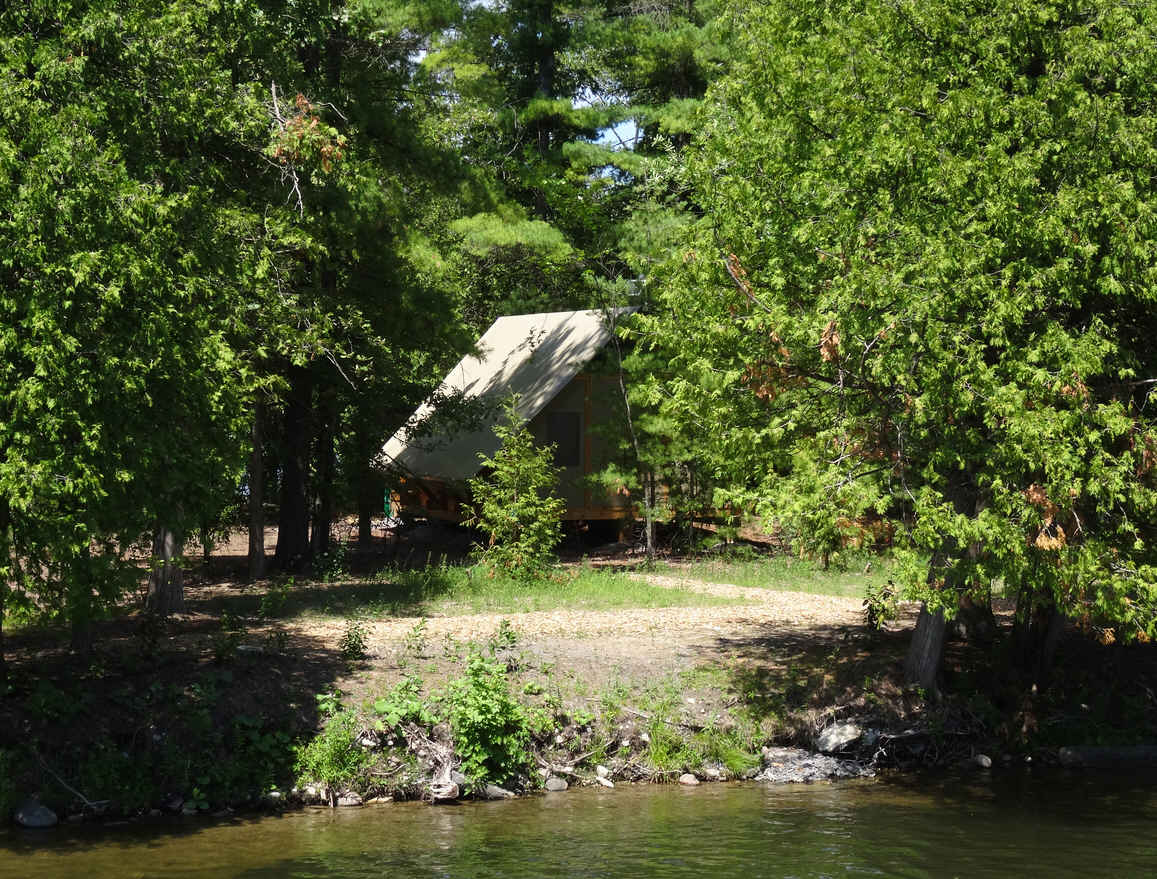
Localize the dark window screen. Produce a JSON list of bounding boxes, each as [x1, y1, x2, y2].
[[546, 411, 582, 468]]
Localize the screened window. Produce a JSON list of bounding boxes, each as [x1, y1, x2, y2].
[[546, 411, 582, 468]]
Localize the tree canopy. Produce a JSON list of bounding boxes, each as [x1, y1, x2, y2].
[[640, 0, 1157, 682]]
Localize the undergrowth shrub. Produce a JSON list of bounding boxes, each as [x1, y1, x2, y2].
[[468, 398, 565, 581], [446, 653, 533, 786], [294, 709, 367, 791]]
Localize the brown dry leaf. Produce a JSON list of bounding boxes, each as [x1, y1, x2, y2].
[[1034, 523, 1066, 550], [820, 320, 840, 362]]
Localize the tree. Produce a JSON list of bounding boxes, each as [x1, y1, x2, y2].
[[644, 0, 1157, 690], [468, 399, 566, 580], [0, 0, 274, 643]]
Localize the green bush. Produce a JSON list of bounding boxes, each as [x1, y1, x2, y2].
[[294, 709, 368, 790], [468, 398, 565, 581], [373, 677, 435, 729], [446, 653, 532, 786], [339, 617, 369, 660]]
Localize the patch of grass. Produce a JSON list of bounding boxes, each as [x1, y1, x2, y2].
[[659, 551, 897, 599], [429, 565, 736, 615]]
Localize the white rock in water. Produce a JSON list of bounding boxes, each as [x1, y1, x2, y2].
[[595, 776, 614, 788], [544, 776, 569, 792], [595, 765, 611, 779], [337, 793, 363, 807], [816, 722, 862, 754], [678, 773, 700, 786], [971, 753, 993, 769], [14, 799, 58, 828]]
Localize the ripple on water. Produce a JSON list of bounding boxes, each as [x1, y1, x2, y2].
[[2, 774, 1157, 879]]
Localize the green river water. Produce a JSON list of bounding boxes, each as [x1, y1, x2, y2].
[[2, 772, 1155, 878]]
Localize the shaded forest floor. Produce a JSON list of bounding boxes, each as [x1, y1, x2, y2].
[[2, 526, 1157, 825]]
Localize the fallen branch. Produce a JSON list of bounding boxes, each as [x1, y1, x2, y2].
[[32, 747, 109, 812]]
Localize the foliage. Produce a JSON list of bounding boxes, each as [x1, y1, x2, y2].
[[864, 581, 899, 630], [312, 543, 349, 583], [645, 0, 1157, 655], [373, 676, 436, 729], [339, 618, 370, 661], [294, 708, 368, 790], [445, 653, 533, 786], [468, 399, 566, 581]]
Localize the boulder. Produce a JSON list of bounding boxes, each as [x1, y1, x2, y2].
[[337, 793, 363, 807], [1059, 745, 1157, 768], [450, 770, 470, 788], [678, 773, 700, 786], [970, 754, 993, 770], [595, 765, 611, 779], [758, 746, 870, 784], [544, 776, 569, 792], [816, 722, 862, 754], [483, 784, 515, 800], [595, 776, 614, 788]]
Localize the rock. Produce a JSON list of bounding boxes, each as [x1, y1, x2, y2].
[[757, 746, 871, 784], [337, 793, 363, 807], [971, 753, 993, 770], [595, 765, 611, 779], [161, 793, 184, 814], [431, 781, 460, 803], [356, 731, 380, 749], [450, 770, 470, 787], [181, 804, 198, 816], [365, 796, 393, 805], [703, 766, 722, 781], [483, 784, 514, 800], [544, 776, 569, 792], [595, 776, 614, 788], [816, 722, 862, 754], [678, 773, 700, 786], [148, 809, 162, 817], [1059, 745, 1157, 768]]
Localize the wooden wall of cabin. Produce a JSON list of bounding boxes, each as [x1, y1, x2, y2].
[[528, 373, 632, 520]]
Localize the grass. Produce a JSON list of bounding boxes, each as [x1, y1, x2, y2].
[[427, 565, 736, 615], [273, 563, 736, 622], [657, 550, 896, 599]]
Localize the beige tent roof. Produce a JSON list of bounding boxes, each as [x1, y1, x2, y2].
[[382, 309, 628, 482]]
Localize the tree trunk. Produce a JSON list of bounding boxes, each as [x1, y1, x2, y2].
[[310, 388, 338, 557], [146, 521, 185, 616], [248, 399, 266, 580], [0, 498, 9, 685], [904, 604, 946, 696], [643, 471, 657, 560], [951, 593, 997, 644], [1012, 596, 1065, 688], [357, 471, 378, 551], [69, 547, 94, 655], [275, 368, 312, 570]]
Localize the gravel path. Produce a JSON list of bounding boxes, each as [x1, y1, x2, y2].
[[290, 573, 873, 685]]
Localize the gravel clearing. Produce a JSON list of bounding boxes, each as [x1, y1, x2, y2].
[[291, 572, 883, 689]]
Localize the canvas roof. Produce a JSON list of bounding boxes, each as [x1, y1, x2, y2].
[[382, 309, 630, 483]]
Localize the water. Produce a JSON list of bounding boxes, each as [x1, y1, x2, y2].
[[2, 772, 1155, 878]]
